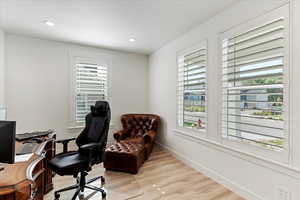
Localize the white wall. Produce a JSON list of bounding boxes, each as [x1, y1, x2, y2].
[[149, 0, 300, 199], [5, 34, 149, 139], [0, 28, 4, 107]]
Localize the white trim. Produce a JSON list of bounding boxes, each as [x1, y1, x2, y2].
[[68, 123, 114, 130], [288, 0, 294, 168], [175, 126, 206, 137], [68, 126, 85, 130], [156, 140, 264, 200], [173, 128, 300, 180], [218, 1, 290, 36]]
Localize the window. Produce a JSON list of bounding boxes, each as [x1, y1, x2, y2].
[[221, 10, 289, 151], [75, 62, 108, 123], [177, 42, 207, 131]]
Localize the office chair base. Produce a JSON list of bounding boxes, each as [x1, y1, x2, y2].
[[54, 174, 106, 200]]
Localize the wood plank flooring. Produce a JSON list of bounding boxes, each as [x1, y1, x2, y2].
[[46, 144, 244, 200]]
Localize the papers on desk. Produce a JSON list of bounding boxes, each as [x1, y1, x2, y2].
[[15, 153, 33, 163]]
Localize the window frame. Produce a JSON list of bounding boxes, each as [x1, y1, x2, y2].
[[70, 56, 111, 127], [218, 4, 290, 163], [176, 40, 208, 136]]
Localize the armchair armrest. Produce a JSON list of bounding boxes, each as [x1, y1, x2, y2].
[[144, 130, 157, 144], [56, 137, 76, 153], [114, 130, 130, 142]]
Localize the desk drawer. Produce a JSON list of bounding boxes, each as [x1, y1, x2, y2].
[[31, 171, 44, 200], [0, 181, 31, 200], [30, 158, 45, 200]]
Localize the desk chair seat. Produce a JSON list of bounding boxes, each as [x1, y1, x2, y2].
[[49, 152, 89, 176], [49, 101, 110, 200]]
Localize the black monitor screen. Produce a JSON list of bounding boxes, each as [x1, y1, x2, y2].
[[0, 121, 16, 164]]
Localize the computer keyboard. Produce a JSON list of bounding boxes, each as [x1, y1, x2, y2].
[[16, 143, 37, 155], [16, 130, 54, 141]]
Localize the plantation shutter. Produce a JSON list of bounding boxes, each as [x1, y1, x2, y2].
[[177, 43, 207, 130], [75, 63, 108, 122], [222, 17, 287, 150]]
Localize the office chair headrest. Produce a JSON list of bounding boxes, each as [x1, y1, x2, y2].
[[90, 101, 110, 117]]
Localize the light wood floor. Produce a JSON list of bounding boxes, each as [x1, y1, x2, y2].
[[46, 144, 244, 200]]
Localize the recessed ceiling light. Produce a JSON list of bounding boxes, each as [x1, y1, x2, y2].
[[129, 38, 136, 42], [44, 20, 55, 27]]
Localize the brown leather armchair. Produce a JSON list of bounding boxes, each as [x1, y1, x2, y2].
[[113, 114, 160, 158], [104, 114, 160, 173]]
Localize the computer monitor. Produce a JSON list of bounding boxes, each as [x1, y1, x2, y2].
[[0, 121, 16, 164]]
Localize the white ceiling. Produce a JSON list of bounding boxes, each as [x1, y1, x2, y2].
[[0, 0, 240, 55]]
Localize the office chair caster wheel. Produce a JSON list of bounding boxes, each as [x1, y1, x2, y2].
[[102, 191, 106, 200], [54, 193, 60, 200], [101, 176, 105, 185], [78, 192, 85, 199]]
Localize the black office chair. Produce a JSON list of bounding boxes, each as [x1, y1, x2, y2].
[[49, 101, 110, 200]]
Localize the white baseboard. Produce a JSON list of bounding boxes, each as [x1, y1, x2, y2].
[[156, 141, 264, 200]]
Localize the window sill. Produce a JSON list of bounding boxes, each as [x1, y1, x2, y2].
[[173, 128, 300, 180], [68, 126, 85, 130], [68, 123, 114, 130], [175, 127, 206, 140]]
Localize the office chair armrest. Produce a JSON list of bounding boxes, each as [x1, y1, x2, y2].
[[56, 137, 76, 153], [144, 130, 157, 144], [80, 143, 99, 167], [80, 143, 99, 150], [114, 130, 130, 142]]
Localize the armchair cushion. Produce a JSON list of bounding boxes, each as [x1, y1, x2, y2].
[[113, 130, 130, 142], [123, 135, 144, 144]]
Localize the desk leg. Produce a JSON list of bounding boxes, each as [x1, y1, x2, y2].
[[43, 139, 55, 194]]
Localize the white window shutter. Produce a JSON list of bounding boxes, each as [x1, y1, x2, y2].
[[75, 63, 108, 123], [222, 17, 287, 150], [177, 42, 207, 131]]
